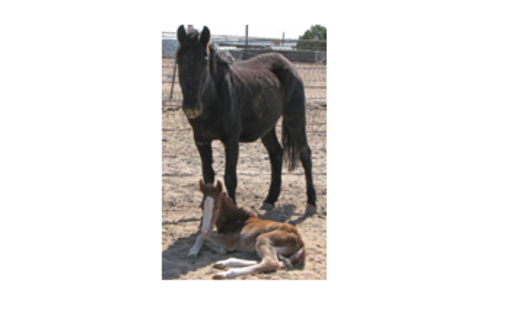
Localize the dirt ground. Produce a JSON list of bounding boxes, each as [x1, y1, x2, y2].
[[161, 86, 327, 280]]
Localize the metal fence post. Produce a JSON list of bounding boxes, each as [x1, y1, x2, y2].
[[245, 25, 248, 47], [169, 62, 177, 99]]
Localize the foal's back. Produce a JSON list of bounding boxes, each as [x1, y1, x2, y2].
[[219, 192, 305, 254], [236, 217, 304, 255]]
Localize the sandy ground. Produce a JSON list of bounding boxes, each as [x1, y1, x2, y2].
[[162, 77, 327, 280]]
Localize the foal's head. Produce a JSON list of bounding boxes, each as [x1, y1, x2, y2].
[[198, 179, 223, 236], [198, 179, 255, 236], [176, 25, 211, 119]]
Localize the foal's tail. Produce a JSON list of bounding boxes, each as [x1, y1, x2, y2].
[[289, 246, 306, 267]]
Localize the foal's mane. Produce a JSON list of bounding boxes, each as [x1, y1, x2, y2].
[[216, 192, 256, 234]]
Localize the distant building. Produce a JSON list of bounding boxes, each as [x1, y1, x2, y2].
[[162, 32, 325, 63], [162, 39, 178, 58]]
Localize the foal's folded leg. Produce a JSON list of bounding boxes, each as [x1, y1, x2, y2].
[[203, 232, 240, 254], [213, 233, 285, 279], [204, 240, 227, 254], [187, 234, 205, 257], [212, 258, 284, 279]]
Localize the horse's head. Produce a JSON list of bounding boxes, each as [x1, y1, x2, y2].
[[198, 179, 223, 236], [176, 25, 212, 119]]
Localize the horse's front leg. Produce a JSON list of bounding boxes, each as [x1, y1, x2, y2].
[[222, 136, 239, 203], [188, 233, 227, 257], [187, 232, 238, 258], [187, 233, 205, 257], [195, 139, 214, 184], [204, 232, 240, 253]]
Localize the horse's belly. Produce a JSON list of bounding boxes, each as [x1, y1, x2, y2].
[[240, 101, 282, 142], [239, 125, 275, 142]]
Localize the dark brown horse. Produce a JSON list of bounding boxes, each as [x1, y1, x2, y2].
[[176, 25, 316, 209]]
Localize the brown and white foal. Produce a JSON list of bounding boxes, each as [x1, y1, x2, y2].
[[188, 180, 306, 279]]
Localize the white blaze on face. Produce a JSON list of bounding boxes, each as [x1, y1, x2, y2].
[[201, 196, 214, 236]]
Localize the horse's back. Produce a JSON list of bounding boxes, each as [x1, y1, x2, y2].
[[232, 52, 304, 111], [224, 52, 306, 142], [235, 53, 300, 81]]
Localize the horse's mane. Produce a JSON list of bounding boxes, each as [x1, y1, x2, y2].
[[209, 43, 234, 65]]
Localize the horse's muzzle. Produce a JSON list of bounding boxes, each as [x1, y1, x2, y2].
[[183, 104, 203, 119]]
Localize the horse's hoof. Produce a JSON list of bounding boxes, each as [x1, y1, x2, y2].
[[187, 250, 198, 258], [212, 272, 227, 280], [260, 203, 274, 211], [278, 255, 293, 269], [213, 261, 227, 269], [306, 203, 317, 215]]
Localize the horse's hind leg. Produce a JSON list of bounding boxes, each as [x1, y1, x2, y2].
[[212, 257, 283, 279], [261, 127, 283, 208], [282, 85, 317, 207], [213, 257, 258, 269], [283, 120, 317, 207], [298, 143, 316, 208], [212, 233, 284, 279]]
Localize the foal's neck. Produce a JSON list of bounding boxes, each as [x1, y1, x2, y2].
[[215, 193, 255, 233]]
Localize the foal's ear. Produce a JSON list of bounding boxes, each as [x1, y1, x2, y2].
[[177, 25, 186, 42], [200, 26, 211, 46], [216, 180, 223, 193]]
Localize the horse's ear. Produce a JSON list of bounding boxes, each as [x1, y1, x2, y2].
[[199, 179, 206, 193], [200, 26, 211, 46], [177, 25, 186, 42], [216, 180, 223, 193]]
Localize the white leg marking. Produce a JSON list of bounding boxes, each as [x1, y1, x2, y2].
[[213, 260, 286, 279], [213, 265, 265, 279], [201, 196, 214, 235], [213, 257, 258, 269], [188, 234, 205, 257]]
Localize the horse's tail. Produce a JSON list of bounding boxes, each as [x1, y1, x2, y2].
[[269, 55, 306, 172], [282, 120, 301, 171]]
